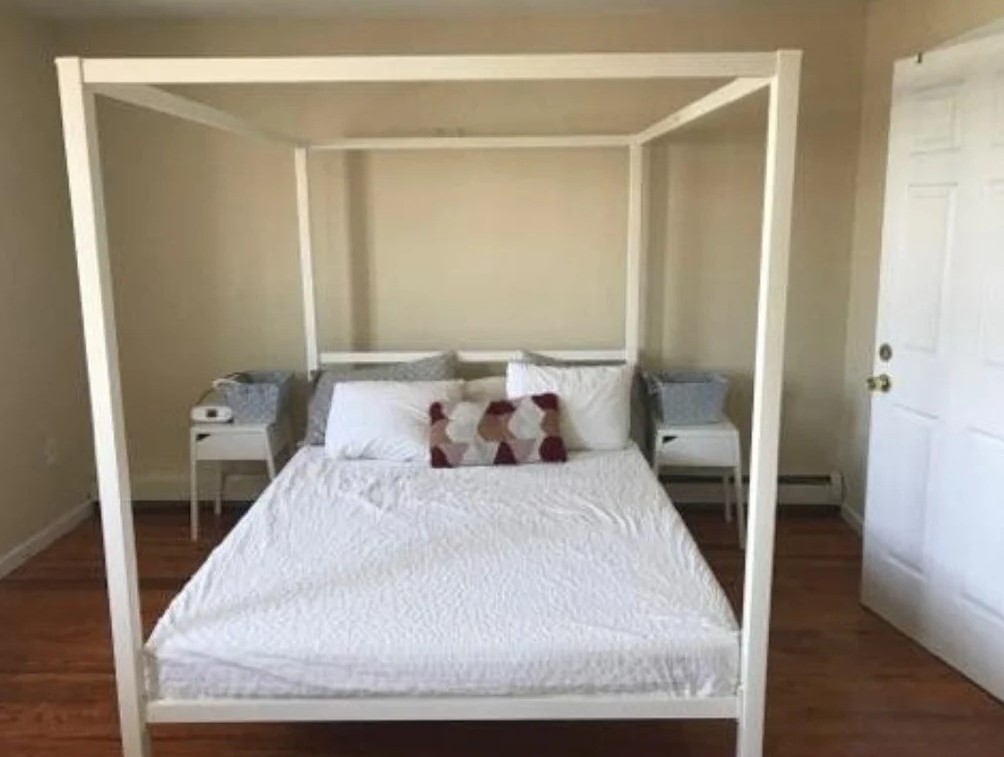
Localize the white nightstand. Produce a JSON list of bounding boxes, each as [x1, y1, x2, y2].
[[189, 418, 291, 541], [652, 417, 746, 548]]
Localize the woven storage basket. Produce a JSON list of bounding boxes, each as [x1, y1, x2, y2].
[[215, 371, 293, 425], [646, 370, 729, 426]]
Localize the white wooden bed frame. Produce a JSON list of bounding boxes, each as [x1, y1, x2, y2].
[[55, 51, 801, 757]]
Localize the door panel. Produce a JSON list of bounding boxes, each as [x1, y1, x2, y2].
[[910, 85, 962, 152], [993, 74, 1004, 143], [868, 406, 934, 572], [958, 432, 1004, 617], [974, 181, 1004, 436], [981, 186, 1004, 366], [897, 185, 956, 352]]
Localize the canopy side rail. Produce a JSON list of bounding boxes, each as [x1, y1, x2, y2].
[[634, 77, 772, 145], [92, 84, 301, 147]]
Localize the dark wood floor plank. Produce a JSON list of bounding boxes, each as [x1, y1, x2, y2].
[[1, 506, 1001, 756]]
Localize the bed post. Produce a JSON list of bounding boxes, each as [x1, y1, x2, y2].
[[295, 146, 320, 378], [736, 50, 801, 757], [56, 58, 151, 757], [625, 143, 649, 364]]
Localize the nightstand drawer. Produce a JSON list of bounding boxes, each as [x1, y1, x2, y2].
[[193, 430, 268, 460], [655, 433, 736, 467]]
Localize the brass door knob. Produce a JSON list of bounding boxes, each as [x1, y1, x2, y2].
[[867, 374, 892, 393]]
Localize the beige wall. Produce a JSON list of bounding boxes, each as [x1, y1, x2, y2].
[[54, 8, 867, 493], [840, 0, 1004, 517], [3, 0, 994, 522], [0, 8, 92, 559]]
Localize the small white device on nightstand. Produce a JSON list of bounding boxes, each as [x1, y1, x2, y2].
[[190, 389, 233, 424]]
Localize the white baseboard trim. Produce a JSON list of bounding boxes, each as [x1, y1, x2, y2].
[[663, 471, 844, 507], [840, 503, 864, 536], [0, 499, 95, 579]]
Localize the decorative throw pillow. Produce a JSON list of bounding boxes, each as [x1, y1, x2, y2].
[[305, 352, 456, 445], [429, 394, 567, 468]]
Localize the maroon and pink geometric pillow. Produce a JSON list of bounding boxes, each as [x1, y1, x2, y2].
[[429, 393, 567, 468]]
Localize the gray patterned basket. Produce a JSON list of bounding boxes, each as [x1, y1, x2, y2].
[[215, 371, 293, 425], [646, 370, 729, 426]]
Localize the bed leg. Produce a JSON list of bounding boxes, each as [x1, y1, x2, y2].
[[123, 725, 153, 757], [57, 55, 155, 757], [113, 685, 152, 757], [735, 688, 764, 757], [115, 669, 153, 757]]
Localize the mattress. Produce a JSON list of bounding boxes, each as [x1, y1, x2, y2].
[[145, 445, 739, 701]]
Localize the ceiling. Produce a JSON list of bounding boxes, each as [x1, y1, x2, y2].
[[10, 0, 865, 20]]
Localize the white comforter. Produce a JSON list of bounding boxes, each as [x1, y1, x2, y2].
[[146, 446, 739, 700]]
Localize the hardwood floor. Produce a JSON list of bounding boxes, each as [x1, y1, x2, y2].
[[1, 505, 1002, 756]]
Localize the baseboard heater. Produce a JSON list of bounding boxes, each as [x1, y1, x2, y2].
[[661, 472, 844, 507]]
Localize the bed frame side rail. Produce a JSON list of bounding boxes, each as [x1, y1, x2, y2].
[[146, 694, 740, 723]]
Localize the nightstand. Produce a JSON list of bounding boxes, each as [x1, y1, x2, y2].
[[189, 417, 291, 541], [652, 418, 745, 548]]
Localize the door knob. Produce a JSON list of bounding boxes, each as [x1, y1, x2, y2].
[[867, 374, 892, 393]]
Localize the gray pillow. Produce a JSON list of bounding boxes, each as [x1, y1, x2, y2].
[[305, 352, 457, 445], [520, 351, 652, 460]]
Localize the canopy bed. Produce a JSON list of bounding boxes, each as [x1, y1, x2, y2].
[[55, 50, 802, 757]]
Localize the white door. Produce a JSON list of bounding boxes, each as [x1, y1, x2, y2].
[[863, 33, 1004, 700]]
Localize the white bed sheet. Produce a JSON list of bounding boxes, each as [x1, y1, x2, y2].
[[146, 445, 739, 701]]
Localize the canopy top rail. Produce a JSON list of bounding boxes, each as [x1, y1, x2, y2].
[[74, 52, 785, 150]]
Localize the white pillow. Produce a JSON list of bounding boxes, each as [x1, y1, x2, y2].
[[324, 379, 463, 462], [462, 376, 507, 403], [505, 363, 633, 451]]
